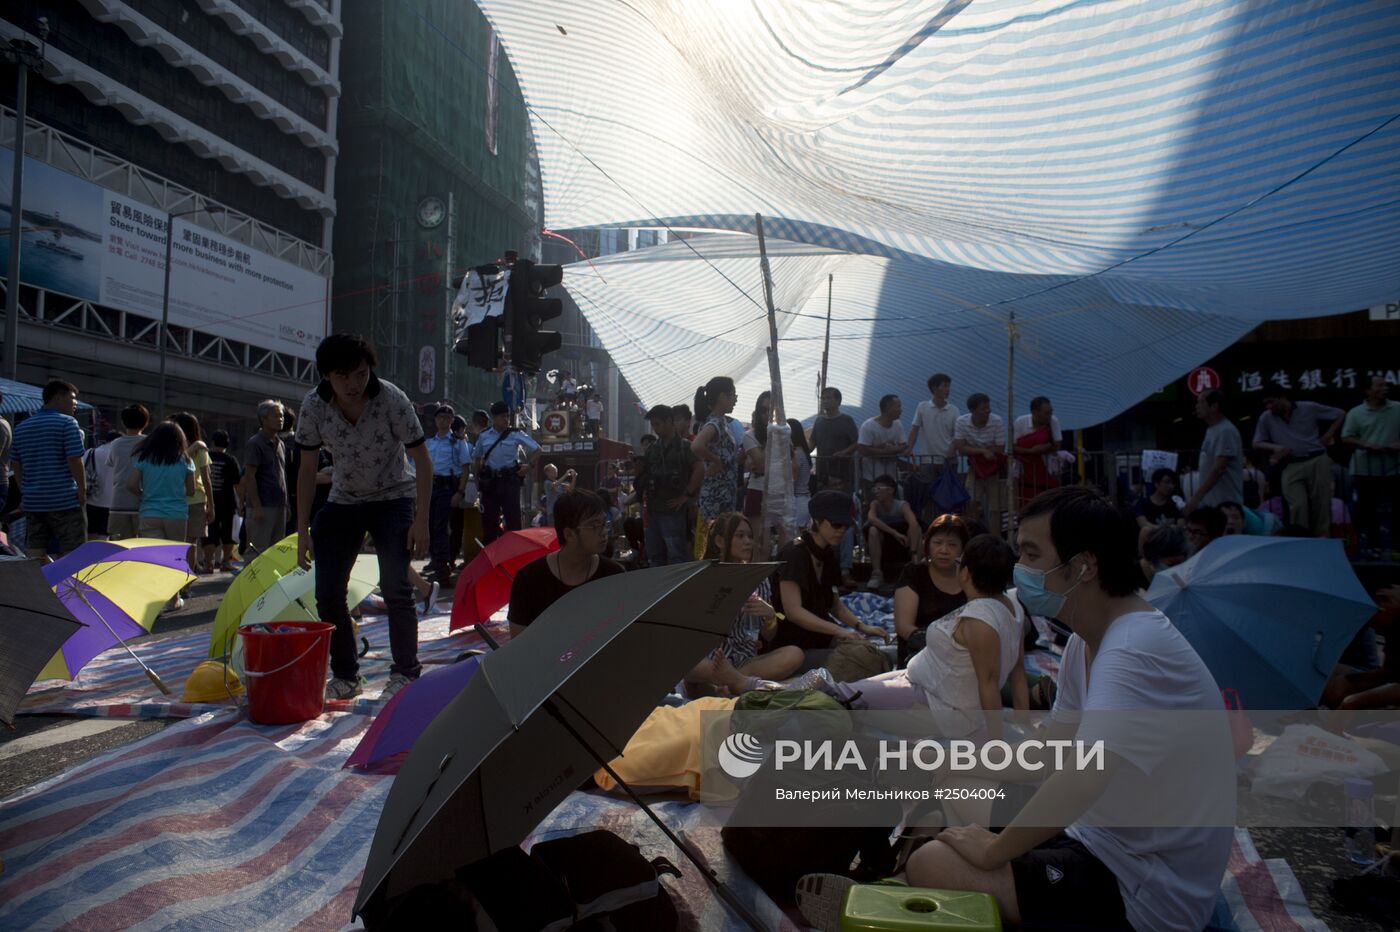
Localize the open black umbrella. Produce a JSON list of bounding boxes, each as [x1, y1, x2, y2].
[[0, 559, 83, 726], [354, 560, 774, 928]]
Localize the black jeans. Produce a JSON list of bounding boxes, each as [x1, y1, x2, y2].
[[313, 497, 420, 682], [429, 477, 457, 564], [480, 473, 522, 544]]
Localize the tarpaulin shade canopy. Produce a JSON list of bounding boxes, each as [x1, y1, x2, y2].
[[472, 0, 1400, 424], [0, 379, 96, 416], [564, 234, 1256, 428]]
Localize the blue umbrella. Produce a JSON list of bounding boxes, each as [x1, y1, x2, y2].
[[1146, 536, 1375, 710]]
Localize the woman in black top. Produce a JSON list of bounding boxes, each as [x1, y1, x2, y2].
[[893, 513, 970, 666], [768, 491, 890, 669]]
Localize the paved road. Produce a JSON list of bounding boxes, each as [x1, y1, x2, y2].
[[2, 569, 239, 799]]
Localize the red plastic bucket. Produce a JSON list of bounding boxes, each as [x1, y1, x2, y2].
[[238, 621, 335, 725]]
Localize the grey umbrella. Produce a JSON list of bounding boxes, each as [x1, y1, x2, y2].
[[0, 559, 83, 726], [354, 560, 775, 928]]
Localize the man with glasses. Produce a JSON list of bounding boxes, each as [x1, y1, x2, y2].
[[508, 489, 624, 636]]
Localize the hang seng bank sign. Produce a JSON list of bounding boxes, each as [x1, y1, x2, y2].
[[0, 148, 326, 360]]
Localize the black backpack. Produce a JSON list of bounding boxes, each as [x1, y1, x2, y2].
[[453, 830, 681, 932]]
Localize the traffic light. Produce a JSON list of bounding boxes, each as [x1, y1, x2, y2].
[[507, 259, 563, 373], [456, 315, 502, 371]]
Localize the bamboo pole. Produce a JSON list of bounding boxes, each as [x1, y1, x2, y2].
[[1005, 312, 1017, 538], [819, 273, 833, 401], [755, 215, 788, 551]]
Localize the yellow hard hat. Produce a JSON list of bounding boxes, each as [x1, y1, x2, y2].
[[182, 661, 245, 703]]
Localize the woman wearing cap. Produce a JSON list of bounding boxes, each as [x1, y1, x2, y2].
[[767, 490, 891, 671]]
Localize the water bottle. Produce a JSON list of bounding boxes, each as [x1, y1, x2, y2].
[[1343, 778, 1377, 865]]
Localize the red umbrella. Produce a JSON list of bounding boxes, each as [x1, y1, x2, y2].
[[449, 528, 559, 631]]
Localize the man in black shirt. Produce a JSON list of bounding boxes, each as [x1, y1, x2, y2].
[[770, 490, 890, 664], [636, 404, 704, 566], [205, 430, 242, 571], [508, 489, 625, 636], [1133, 468, 1183, 531]]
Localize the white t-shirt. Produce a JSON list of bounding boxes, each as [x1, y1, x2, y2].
[[87, 442, 119, 509], [858, 417, 906, 481], [585, 398, 603, 420], [561, 379, 577, 395], [1052, 610, 1233, 932], [742, 429, 766, 493], [906, 596, 1023, 737], [913, 400, 960, 463], [1013, 413, 1064, 474]]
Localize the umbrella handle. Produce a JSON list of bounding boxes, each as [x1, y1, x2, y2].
[[145, 667, 172, 696]]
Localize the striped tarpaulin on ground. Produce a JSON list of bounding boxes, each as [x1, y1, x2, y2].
[[465, 0, 1398, 426], [0, 597, 1321, 929], [17, 611, 488, 721]]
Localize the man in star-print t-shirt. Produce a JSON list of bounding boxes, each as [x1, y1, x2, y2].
[[294, 333, 432, 703]]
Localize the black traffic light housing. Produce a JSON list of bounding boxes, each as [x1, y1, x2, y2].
[[506, 259, 563, 373]]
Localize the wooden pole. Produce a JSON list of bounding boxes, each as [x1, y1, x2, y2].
[[755, 213, 785, 422], [1005, 311, 1017, 538], [755, 214, 789, 552], [819, 273, 833, 402]]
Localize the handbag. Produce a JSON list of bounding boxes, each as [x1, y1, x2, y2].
[[930, 463, 971, 514]]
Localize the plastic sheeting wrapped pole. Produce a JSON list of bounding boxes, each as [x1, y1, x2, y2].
[[756, 214, 793, 551]]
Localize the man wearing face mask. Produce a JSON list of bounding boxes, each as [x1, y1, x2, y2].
[[894, 487, 1233, 932]]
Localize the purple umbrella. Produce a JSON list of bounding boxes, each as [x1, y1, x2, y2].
[[39, 539, 195, 693], [345, 654, 483, 772]]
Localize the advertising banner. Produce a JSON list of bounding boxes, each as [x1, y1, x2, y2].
[[1, 147, 326, 359]]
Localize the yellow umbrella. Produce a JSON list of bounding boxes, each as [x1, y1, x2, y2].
[[39, 539, 195, 691], [208, 534, 305, 660]]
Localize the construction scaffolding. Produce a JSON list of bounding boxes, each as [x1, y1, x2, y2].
[[333, 0, 537, 406]]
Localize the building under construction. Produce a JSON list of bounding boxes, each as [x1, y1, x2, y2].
[[332, 0, 538, 410]]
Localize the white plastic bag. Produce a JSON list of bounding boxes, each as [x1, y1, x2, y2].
[[1251, 724, 1388, 800]]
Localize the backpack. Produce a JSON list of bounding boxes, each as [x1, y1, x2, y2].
[[446, 831, 681, 932]]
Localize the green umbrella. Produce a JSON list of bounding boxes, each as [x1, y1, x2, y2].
[[355, 561, 774, 929]]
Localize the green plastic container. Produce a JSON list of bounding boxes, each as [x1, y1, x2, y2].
[[840, 884, 1002, 932]]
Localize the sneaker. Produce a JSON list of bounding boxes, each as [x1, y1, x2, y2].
[[420, 580, 441, 616], [793, 667, 836, 693], [172, 595, 185, 611], [795, 873, 858, 932], [866, 573, 883, 590], [325, 677, 362, 700], [380, 672, 413, 701]]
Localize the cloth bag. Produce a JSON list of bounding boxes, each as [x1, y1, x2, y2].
[[930, 464, 971, 514]]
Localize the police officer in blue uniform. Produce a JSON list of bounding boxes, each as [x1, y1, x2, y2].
[[473, 401, 541, 543]]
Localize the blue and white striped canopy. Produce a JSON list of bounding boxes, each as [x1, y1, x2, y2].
[[566, 234, 1256, 427], [477, 0, 1400, 424]]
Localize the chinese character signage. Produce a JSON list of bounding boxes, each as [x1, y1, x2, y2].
[[1, 148, 326, 360]]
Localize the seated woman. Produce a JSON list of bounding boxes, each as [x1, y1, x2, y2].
[[893, 514, 970, 667], [682, 512, 805, 695], [823, 534, 1031, 740], [865, 474, 922, 589], [768, 491, 892, 671]]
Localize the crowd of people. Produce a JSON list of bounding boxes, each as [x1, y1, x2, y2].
[[1, 347, 1396, 929]]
